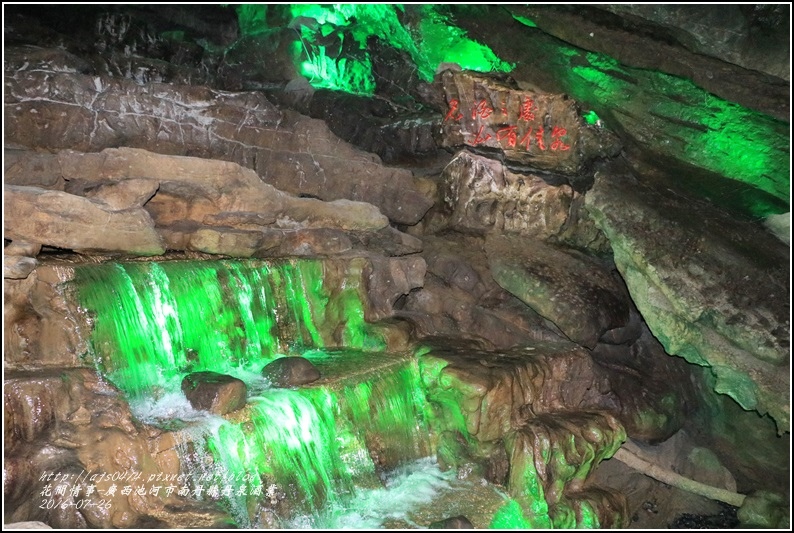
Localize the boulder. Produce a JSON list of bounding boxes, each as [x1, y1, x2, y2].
[[181, 372, 247, 415], [262, 357, 321, 388]]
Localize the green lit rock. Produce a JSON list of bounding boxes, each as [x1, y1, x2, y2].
[[419, 343, 617, 443], [451, 7, 789, 218], [737, 490, 789, 529], [262, 356, 321, 388], [505, 411, 627, 528], [585, 168, 790, 431]]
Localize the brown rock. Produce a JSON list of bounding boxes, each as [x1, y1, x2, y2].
[[181, 371, 247, 415], [436, 70, 620, 178], [262, 356, 320, 388], [485, 235, 630, 349], [428, 516, 474, 529], [438, 150, 577, 238], [402, 235, 563, 349], [4, 256, 37, 280], [349, 226, 424, 257], [5, 71, 433, 224], [82, 178, 159, 210], [182, 372, 247, 415], [257, 228, 353, 257], [4, 241, 42, 257], [4, 149, 65, 190], [4, 185, 165, 256]]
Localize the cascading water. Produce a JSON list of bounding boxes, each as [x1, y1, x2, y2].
[[73, 260, 338, 397], [70, 259, 456, 527]]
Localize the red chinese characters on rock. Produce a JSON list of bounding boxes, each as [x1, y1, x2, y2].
[[518, 96, 536, 122], [550, 126, 571, 151], [445, 91, 571, 152], [472, 99, 494, 120], [496, 125, 518, 148], [472, 125, 493, 146], [444, 99, 463, 122]]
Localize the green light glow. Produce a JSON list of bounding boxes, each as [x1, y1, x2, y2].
[[414, 4, 513, 81], [176, 355, 432, 525], [511, 14, 538, 28], [74, 259, 385, 398], [489, 499, 534, 529], [583, 110, 601, 125], [577, 499, 601, 529], [236, 4, 512, 94], [560, 49, 789, 217], [288, 4, 415, 95]]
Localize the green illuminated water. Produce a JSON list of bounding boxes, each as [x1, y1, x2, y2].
[[168, 354, 432, 526], [74, 260, 385, 398], [72, 259, 613, 527], [74, 259, 434, 525]]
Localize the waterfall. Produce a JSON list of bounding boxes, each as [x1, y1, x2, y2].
[[71, 259, 437, 526], [72, 259, 384, 398]]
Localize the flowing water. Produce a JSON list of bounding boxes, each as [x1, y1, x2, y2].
[[70, 259, 461, 527]]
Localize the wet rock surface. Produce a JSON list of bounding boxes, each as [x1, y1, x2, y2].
[[181, 371, 247, 415], [261, 356, 321, 388], [3, 369, 229, 528]]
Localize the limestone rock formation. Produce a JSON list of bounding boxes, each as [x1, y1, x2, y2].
[[4, 369, 227, 528], [436, 70, 621, 180], [4, 66, 433, 225], [453, 7, 789, 219], [3, 148, 431, 259], [585, 168, 790, 431], [485, 235, 630, 349], [402, 235, 564, 350], [4, 185, 166, 256]]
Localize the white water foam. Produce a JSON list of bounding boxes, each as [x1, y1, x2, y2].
[[286, 456, 457, 529]]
